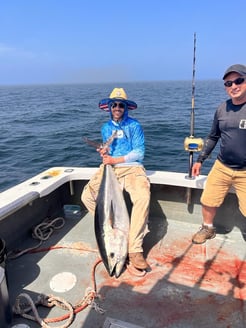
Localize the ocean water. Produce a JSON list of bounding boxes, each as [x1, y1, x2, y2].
[[0, 80, 227, 192]]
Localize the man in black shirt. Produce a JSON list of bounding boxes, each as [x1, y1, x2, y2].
[[192, 64, 246, 244]]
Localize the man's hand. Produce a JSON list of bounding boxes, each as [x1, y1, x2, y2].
[[192, 162, 202, 177], [102, 155, 124, 165], [97, 146, 109, 156]]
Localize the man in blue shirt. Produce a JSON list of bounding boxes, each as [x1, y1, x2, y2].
[[82, 88, 150, 270], [192, 64, 246, 244]]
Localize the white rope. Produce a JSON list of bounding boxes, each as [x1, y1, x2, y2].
[[13, 292, 74, 328], [10, 217, 105, 327], [7, 217, 65, 259], [32, 217, 65, 241]]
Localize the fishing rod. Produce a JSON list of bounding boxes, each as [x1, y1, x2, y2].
[[184, 33, 203, 206], [190, 32, 196, 139], [184, 33, 203, 180]]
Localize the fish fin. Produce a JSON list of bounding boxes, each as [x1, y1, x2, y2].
[[109, 200, 114, 228]]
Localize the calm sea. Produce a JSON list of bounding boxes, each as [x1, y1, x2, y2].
[[0, 80, 227, 192]]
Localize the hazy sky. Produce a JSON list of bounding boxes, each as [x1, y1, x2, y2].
[[1, 0, 245, 85]]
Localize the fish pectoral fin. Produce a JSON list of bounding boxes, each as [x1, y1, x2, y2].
[[109, 201, 114, 228]]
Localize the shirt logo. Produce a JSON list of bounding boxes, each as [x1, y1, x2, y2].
[[239, 119, 246, 129], [117, 130, 124, 138]]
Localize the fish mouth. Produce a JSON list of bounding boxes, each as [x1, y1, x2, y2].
[[108, 253, 126, 278]]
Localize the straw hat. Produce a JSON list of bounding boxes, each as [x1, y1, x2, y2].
[[99, 88, 137, 111]]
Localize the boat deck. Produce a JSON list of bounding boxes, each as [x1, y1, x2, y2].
[[6, 207, 246, 328]]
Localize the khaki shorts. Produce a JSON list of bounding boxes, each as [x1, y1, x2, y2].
[[201, 160, 246, 216], [82, 164, 150, 215]]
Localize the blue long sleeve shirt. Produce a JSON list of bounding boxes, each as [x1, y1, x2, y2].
[[101, 112, 145, 167]]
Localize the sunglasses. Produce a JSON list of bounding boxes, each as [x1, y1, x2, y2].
[[111, 102, 125, 109], [224, 77, 245, 87]]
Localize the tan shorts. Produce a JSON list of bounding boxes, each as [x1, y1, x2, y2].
[[201, 160, 246, 216], [81, 164, 150, 215]]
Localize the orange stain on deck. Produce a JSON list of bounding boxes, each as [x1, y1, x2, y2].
[[98, 239, 246, 300], [90, 237, 246, 327]]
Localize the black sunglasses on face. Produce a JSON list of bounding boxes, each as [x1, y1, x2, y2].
[[111, 102, 125, 109], [224, 77, 245, 87]]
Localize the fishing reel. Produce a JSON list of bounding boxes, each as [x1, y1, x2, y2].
[[184, 136, 204, 152]]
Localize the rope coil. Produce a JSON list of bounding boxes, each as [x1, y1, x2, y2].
[[13, 281, 104, 328], [13, 293, 74, 328], [10, 217, 105, 327], [32, 217, 65, 241], [7, 217, 65, 259]]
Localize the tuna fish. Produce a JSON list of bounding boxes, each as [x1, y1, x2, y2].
[[95, 164, 129, 278]]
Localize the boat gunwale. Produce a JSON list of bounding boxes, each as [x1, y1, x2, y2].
[[0, 166, 235, 222]]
